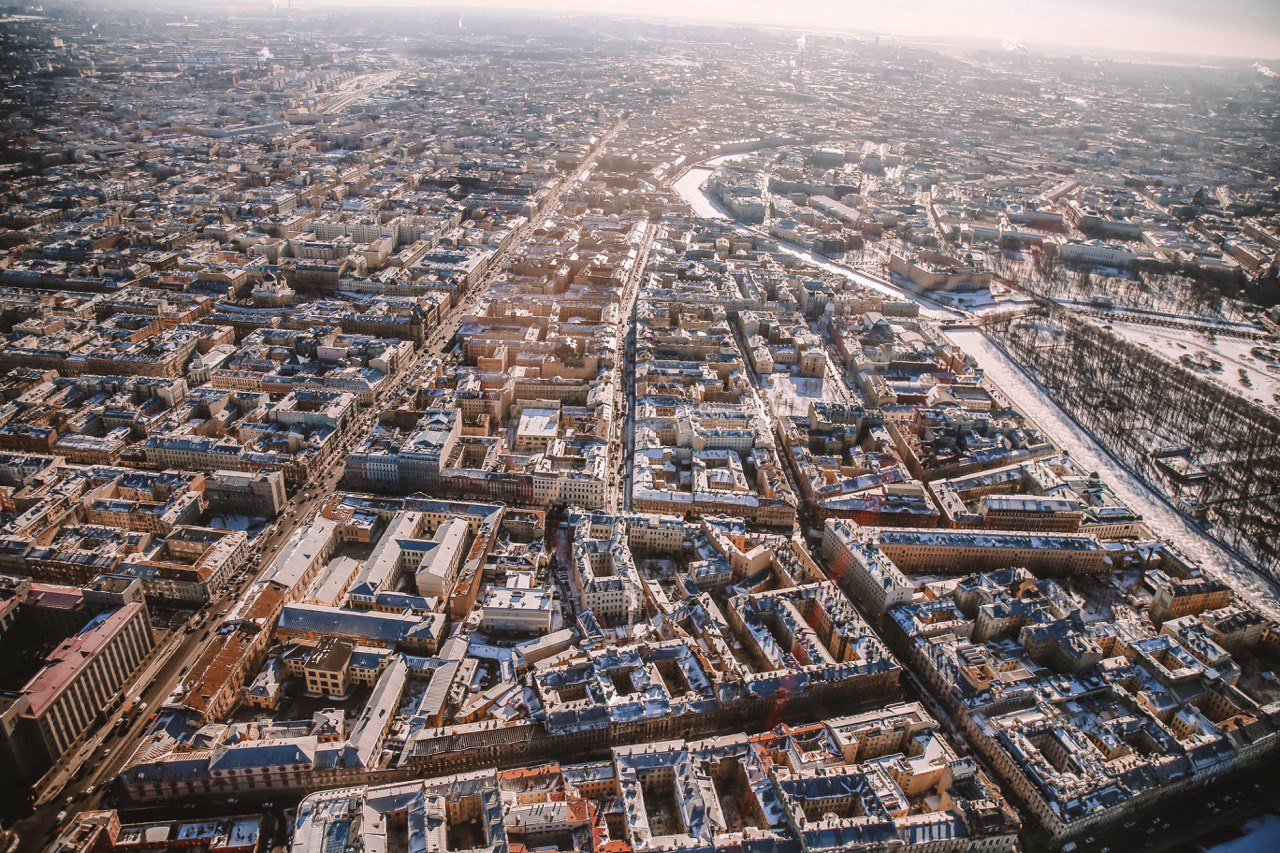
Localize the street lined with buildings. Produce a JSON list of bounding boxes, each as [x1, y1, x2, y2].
[[0, 5, 1278, 853]]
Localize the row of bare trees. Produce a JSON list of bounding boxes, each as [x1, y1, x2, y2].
[[987, 306, 1280, 579], [1018, 253, 1255, 323]]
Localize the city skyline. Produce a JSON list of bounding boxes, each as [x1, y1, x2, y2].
[[285, 0, 1280, 60], [2, 4, 1279, 852]]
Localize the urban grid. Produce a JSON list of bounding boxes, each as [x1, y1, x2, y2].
[[0, 2, 1279, 852]]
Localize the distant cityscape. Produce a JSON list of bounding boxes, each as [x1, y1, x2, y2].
[[0, 2, 1279, 852]]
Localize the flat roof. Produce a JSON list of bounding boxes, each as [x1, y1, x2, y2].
[[517, 407, 559, 438], [23, 602, 145, 716]]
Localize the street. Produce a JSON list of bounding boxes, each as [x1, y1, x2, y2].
[[10, 115, 628, 853]]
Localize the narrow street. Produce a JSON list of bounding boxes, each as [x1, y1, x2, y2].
[[9, 116, 628, 853], [611, 221, 655, 512]]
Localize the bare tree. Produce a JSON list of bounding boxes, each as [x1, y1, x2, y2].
[[989, 305, 1280, 578]]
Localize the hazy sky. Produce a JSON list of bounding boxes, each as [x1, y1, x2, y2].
[[298, 0, 1280, 60]]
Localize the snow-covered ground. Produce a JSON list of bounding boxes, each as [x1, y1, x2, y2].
[[916, 285, 1037, 315], [761, 373, 832, 417], [671, 153, 1280, 617], [671, 166, 725, 220], [945, 327, 1280, 617], [206, 514, 255, 533], [1104, 320, 1280, 411], [669, 153, 757, 220], [1061, 299, 1258, 330]]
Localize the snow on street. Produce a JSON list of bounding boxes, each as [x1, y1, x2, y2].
[[669, 149, 1280, 617], [945, 327, 1280, 617]]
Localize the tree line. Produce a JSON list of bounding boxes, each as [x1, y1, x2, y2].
[[1019, 252, 1255, 323]]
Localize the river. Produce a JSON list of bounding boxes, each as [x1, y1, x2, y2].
[[666, 140, 1280, 853], [669, 156, 959, 318]]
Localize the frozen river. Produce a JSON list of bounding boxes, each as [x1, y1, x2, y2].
[[670, 166, 725, 220], [769, 240, 958, 318], [668, 155, 1278, 616], [670, 159, 959, 318]]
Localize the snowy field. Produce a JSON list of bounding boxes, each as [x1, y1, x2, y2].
[[925, 287, 1037, 314], [1103, 319, 1280, 411], [761, 373, 832, 417], [945, 327, 1280, 617]]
